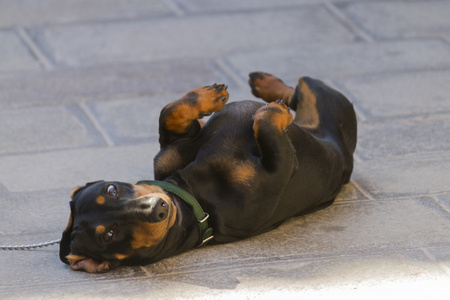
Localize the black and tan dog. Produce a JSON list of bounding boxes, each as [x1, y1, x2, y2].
[[60, 72, 357, 273]]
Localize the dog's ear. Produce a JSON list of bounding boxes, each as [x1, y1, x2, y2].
[[59, 181, 104, 264], [59, 200, 75, 264]]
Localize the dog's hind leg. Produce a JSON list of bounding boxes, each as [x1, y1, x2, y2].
[[249, 72, 326, 130], [252, 100, 296, 173], [248, 72, 295, 105]]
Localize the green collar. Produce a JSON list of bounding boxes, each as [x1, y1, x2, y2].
[[136, 180, 214, 247]]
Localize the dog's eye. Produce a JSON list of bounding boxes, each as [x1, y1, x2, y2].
[[104, 229, 114, 242], [105, 184, 118, 197]]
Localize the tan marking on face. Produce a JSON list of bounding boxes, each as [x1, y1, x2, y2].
[[115, 253, 130, 260], [66, 254, 87, 264], [96, 225, 106, 234], [132, 184, 165, 197], [96, 195, 105, 205], [130, 191, 177, 249], [296, 78, 319, 129]]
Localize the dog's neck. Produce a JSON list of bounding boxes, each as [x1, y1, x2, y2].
[[156, 194, 200, 259]]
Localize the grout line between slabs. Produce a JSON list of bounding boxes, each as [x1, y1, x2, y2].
[[323, 2, 375, 43], [79, 102, 115, 147], [350, 179, 375, 201], [165, 0, 185, 16], [140, 266, 154, 278], [431, 195, 450, 215], [421, 248, 450, 278], [213, 58, 247, 88], [16, 27, 53, 71]]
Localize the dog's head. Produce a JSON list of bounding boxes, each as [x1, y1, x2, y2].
[[60, 181, 178, 273]]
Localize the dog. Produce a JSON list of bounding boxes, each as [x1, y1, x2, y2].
[[60, 72, 357, 273]]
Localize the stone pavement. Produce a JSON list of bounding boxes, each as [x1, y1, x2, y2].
[[1, 0, 450, 298]]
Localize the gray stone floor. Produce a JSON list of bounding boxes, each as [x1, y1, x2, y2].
[[1, 0, 450, 299]]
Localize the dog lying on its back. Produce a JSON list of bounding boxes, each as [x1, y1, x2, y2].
[[60, 72, 357, 273]]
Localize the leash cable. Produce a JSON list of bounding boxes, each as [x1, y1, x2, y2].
[[0, 239, 61, 250]]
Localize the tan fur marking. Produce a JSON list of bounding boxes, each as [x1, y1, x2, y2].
[[96, 225, 106, 234], [164, 85, 229, 134], [131, 221, 169, 249], [130, 185, 178, 249], [296, 79, 320, 129], [165, 103, 199, 133], [96, 195, 105, 205], [233, 163, 256, 186], [132, 184, 165, 197], [253, 102, 293, 139], [132, 203, 177, 249], [66, 254, 87, 264], [70, 187, 81, 199], [115, 253, 129, 260]]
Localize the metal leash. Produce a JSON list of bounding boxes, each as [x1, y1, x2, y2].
[[0, 239, 61, 250]]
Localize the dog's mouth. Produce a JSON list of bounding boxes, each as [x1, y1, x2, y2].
[[67, 254, 110, 273]]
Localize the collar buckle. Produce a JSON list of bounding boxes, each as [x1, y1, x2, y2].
[[198, 212, 210, 224]]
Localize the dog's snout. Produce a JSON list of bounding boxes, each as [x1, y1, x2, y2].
[[139, 196, 169, 222], [154, 198, 168, 222]]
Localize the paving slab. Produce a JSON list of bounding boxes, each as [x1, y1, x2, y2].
[[0, 188, 70, 235], [352, 155, 450, 199], [425, 246, 450, 275], [0, 143, 159, 193], [174, 0, 318, 13], [0, 0, 174, 29], [0, 248, 147, 293], [1, 236, 449, 299], [339, 0, 450, 40], [146, 250, 450, 293], [226, 40, 450, 83], [126, 197, 450, 273], [356, 114, 450, 160], [85, 96, 171, 145], [28, 6, 356, 67], [435, 193, 450, 213], [0, 105, 104, 154], [0, 30, 42, 72], [342, 69, 450, 120], [0, 59, 226, 109]]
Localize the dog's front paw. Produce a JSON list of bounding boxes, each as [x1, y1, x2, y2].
[[196, 83, 229, 116]]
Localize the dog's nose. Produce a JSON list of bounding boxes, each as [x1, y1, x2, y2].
[[139, 197, 169, 222]]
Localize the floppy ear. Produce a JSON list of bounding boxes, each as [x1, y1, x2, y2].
[[59, 200, 75, 264], [59, 181, 103, 264], [60, 186, 84, 265]]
